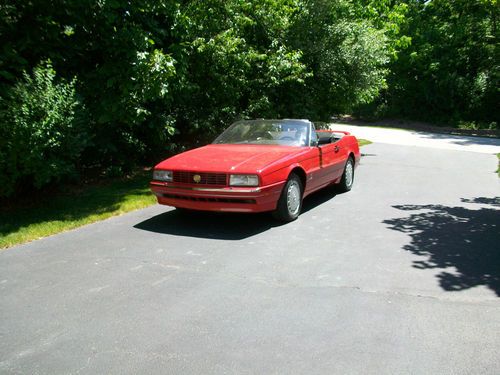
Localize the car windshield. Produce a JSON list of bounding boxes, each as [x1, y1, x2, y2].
[[213, 120, 311, 146]]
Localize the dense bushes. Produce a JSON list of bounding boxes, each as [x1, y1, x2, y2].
[[0, 0, 497, 197], [379, 0, 499, 127], [286, 0, 390, 119], [0, 63, 88, 196]]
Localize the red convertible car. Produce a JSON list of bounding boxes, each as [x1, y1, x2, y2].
[[151, 119, 360, 221]]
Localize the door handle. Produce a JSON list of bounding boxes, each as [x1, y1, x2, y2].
[[334, 145, 340, 153]]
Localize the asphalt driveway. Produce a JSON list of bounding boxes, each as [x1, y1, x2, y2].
[[1, 131, 499, 374]]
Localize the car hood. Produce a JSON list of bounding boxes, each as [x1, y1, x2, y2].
[[155, 144, 307, 173]]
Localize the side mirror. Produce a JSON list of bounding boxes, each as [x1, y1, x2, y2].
[[310, 139, 319, 147]]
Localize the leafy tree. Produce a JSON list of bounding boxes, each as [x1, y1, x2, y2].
[[284, 0, 391, 119], [0, 0, 179, 166], [0, 62, 88, 196], [384, 0, 499, 126], [0, 0, 496, 197], [169, 0, 308, 142]]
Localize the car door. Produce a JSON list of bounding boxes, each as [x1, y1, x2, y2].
[[298, 124, 348, 194], [303, 124, 334, 191], [320, 136, 348, 182]]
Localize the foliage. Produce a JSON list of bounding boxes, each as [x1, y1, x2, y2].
[[282, 0, 390, 120], [0, 0, 497, 196], [382, 0, 499, 126], [0, 62, 88, 196], [170, 0, 309, 140]]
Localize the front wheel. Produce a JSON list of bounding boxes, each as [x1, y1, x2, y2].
[[337, 157, 354, 193], [272, 174, 303, 222]]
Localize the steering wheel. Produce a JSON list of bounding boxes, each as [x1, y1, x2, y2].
[[279, 136, 294, 141], [256, 131, 274, 140]]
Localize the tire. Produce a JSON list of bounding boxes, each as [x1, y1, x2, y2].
[[272, 173, 303, 222], [337, 156, 354, 193]]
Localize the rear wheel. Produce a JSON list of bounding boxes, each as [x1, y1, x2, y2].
[[273, 174, 303, 222], [337, 157, 354, 193]]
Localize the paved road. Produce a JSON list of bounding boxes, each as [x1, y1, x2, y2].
[[331, 123, 500, 154], [1, 134, 499, 374]]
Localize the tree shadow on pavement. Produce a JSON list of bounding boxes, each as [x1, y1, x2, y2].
[[383, 197, 500, 296], [133, 187, 338, 240]]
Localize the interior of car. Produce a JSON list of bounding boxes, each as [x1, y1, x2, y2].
[[316, 131, 345, 145]]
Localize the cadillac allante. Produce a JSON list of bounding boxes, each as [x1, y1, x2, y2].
[[150, 119, 360, 221]]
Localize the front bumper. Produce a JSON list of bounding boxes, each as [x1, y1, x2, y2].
[[150, 181, 285, 213]]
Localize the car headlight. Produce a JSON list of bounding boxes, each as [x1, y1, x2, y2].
[[153, 170, 173, 182], [229, 174, 259, 187]]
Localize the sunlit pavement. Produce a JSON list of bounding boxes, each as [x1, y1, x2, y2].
[[331, 123, 500, 154], [1, 139, 499, 374]]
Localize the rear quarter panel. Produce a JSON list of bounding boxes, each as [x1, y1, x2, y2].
[[341, 135, 361, 165]]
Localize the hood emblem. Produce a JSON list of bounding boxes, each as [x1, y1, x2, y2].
[[193, 174, 201, 183]]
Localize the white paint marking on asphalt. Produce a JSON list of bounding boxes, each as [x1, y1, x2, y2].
[[88, 285, 110, 293], [187, 250, 202, 256], [155, 263, 181, 270], [151, 276, 171, 286]]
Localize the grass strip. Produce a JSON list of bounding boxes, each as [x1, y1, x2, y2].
[[497, 153, 500, 177], [0, 172, 156, 249], [358, 139, 372, 147]]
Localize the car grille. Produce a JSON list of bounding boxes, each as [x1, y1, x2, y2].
[[173, 171, 227, 186]]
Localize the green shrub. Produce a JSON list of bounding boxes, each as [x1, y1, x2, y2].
[[0, 62, 88, 197]]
